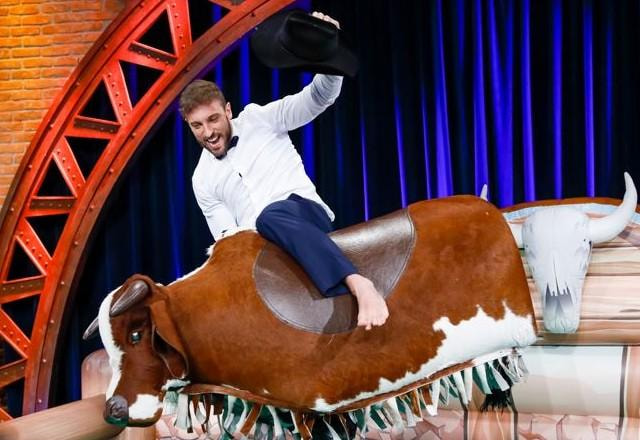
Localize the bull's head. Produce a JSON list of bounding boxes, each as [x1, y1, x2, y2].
[[509, 173, 637, 333], [83, 276, 189, 426]]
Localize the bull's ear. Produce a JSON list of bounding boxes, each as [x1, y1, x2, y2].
[[148, 299, 189, 379]]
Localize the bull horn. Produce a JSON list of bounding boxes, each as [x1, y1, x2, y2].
[[508, 222, 523, 248], [110, 279, 150, 317], [82, 316, 99, 340], [480, 184, 488, 201], [588, 172, 637, 244]]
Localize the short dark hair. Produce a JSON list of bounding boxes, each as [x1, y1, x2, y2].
[[179, 80, 226, 118]]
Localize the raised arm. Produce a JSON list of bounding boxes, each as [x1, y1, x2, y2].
[[253, 11, 345, 132], [258, 74, 343, 133]]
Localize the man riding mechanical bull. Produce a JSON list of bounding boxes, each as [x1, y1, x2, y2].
[[83, 10, 546, 435], [185, 10, 388, 331]]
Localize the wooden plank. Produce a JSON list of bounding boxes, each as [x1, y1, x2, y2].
[[0, 394, 123, 439], [529, 276, 640, 320], [594, 220, 640, 247], [529, 270, 640, 344], [536, 320, 640, 345], [587, 247, 640, 274], [606, 225, 640, 247], [522, 247, 640, 277]]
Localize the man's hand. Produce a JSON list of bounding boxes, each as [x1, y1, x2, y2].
[[311, 11, 340, 30]]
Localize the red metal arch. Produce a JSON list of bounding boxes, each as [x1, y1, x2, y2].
[[0, 0, 293, 417]]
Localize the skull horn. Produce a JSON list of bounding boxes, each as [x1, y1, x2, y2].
[[480, 184, 488, 201], [588, 172, 637, 244], [82, 316, 99, 340], [110, 279, 150, 317]]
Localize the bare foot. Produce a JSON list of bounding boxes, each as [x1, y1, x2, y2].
[[345, 274, 389, 330]]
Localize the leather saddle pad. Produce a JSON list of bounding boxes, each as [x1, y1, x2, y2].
[[253, 209, 416, 334]]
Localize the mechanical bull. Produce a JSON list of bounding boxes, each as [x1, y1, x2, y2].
[[84, 195, 538, 430], [506, 173, 637, 333]]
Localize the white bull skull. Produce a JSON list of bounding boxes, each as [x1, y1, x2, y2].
[[509, 173, 637, 333]]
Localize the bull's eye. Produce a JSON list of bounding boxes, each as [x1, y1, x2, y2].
[[130, 331, 142, 344]]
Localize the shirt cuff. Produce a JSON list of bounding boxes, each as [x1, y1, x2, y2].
[[311, 74, 343, 105]]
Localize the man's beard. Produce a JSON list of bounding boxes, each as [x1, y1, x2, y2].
[[199, 117, 232, 159]]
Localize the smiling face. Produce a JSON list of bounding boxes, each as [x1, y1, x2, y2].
[[185, 99, 233, 158]]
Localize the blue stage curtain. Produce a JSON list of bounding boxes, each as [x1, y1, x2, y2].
[[48, 0, 640, 407]]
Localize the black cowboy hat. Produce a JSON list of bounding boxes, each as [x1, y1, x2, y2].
[[250, 9, 358, 78]]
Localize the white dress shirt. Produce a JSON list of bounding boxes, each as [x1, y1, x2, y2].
[[192, 74, 342, 241]]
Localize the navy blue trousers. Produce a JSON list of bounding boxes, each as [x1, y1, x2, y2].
[[255, 194, 356, 297]]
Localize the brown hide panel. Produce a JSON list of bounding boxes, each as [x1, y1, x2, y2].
[[166, 196, 535, 410], [253, 209, 416, 333]]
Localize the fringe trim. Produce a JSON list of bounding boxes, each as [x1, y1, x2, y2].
[[162, 348, 528, 438]]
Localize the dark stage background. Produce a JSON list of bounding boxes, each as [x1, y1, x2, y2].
[[37, 0, 640, 408]]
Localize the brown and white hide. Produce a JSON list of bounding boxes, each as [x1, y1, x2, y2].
[[94, 195, 537, 426]]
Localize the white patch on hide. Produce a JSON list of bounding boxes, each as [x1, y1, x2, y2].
[[128, 394, 162, 420], [312, 303, 536, 412], [98, 287, 124, 399]]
